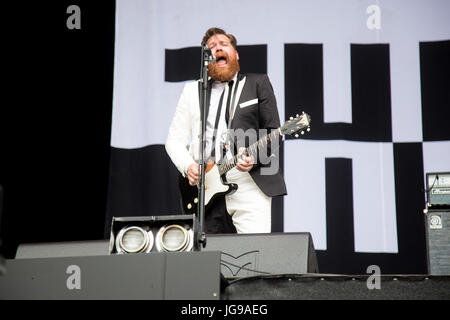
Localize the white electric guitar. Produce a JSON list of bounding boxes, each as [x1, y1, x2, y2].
[[179, 112, 311, 214]]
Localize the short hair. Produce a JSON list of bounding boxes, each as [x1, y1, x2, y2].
[[202, 27, 237, 50]]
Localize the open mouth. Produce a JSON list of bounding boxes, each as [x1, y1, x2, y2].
[[215, 55, 228, 67]]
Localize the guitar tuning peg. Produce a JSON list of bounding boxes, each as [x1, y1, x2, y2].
[[296, 114, 299, 117], [290, 116, 293, 120], [187, 203, 192, 209], [194, 198, 198, 204], [301, 131, 305, 135], [307, 127, 310, 132], [295, 134, 299, 138]]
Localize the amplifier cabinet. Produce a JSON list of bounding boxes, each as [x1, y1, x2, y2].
[[426, 209, 450, 275], [426, 172, 450, 208]]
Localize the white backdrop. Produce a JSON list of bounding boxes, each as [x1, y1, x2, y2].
[[111, 0, 450, 252]]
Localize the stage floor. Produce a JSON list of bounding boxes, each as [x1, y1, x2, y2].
[[223, 274, 450, 300]]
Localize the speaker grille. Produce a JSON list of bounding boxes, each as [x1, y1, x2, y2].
[[426, 210, 450, 275], [204, 232, 318, 277]]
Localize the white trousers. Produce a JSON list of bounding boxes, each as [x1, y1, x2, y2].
[[225, 168, 272, 233]]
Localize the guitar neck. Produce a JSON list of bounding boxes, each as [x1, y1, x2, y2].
[[217, 128, 281, 176]]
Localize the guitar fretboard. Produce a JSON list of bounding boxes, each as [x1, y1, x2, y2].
[[217, 129, 281, 176]]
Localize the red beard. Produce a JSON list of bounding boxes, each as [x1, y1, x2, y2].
[[208, 51, 240, 82]]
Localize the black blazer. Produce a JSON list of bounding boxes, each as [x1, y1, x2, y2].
[[228, 73, 287, 197]]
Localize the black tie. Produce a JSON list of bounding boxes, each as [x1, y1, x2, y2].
[[225, 80, 234, 125]]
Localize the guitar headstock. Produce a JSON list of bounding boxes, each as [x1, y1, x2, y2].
[[281, 112, 311, 138]]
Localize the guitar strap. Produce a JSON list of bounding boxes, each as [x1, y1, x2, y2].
[[198, 79, 224, 160], [210, 89, 225, 159], [198, 76, 241, 161], [212, 78, 239, 160]]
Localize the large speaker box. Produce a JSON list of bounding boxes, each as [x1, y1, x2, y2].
[[2, 252, 221, 299], [426, 209, 450, 275], [204, 232, 319, 277]]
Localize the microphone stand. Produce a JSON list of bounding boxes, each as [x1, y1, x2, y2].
[[196, 43, 215, 250], [0, 185, 4, 276]]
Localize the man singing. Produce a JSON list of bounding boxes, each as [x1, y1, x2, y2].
[[166, 27, 286, 234]]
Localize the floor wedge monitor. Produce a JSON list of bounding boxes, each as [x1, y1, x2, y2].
[[204, 232, 319, 277]]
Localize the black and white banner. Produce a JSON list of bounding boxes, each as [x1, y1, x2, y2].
[[107, 0, 450, 273]]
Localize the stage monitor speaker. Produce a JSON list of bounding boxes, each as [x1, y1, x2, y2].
[[15, 240, 110, 259], [426, 209, 450, 275], [204, 232, 319, 277]]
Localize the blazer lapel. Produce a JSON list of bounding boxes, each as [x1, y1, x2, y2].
[[229, 73, 246, 128]]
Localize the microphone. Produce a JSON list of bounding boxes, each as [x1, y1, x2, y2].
[[208, 52, 216, 63], [202, 42, 216, 63]]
